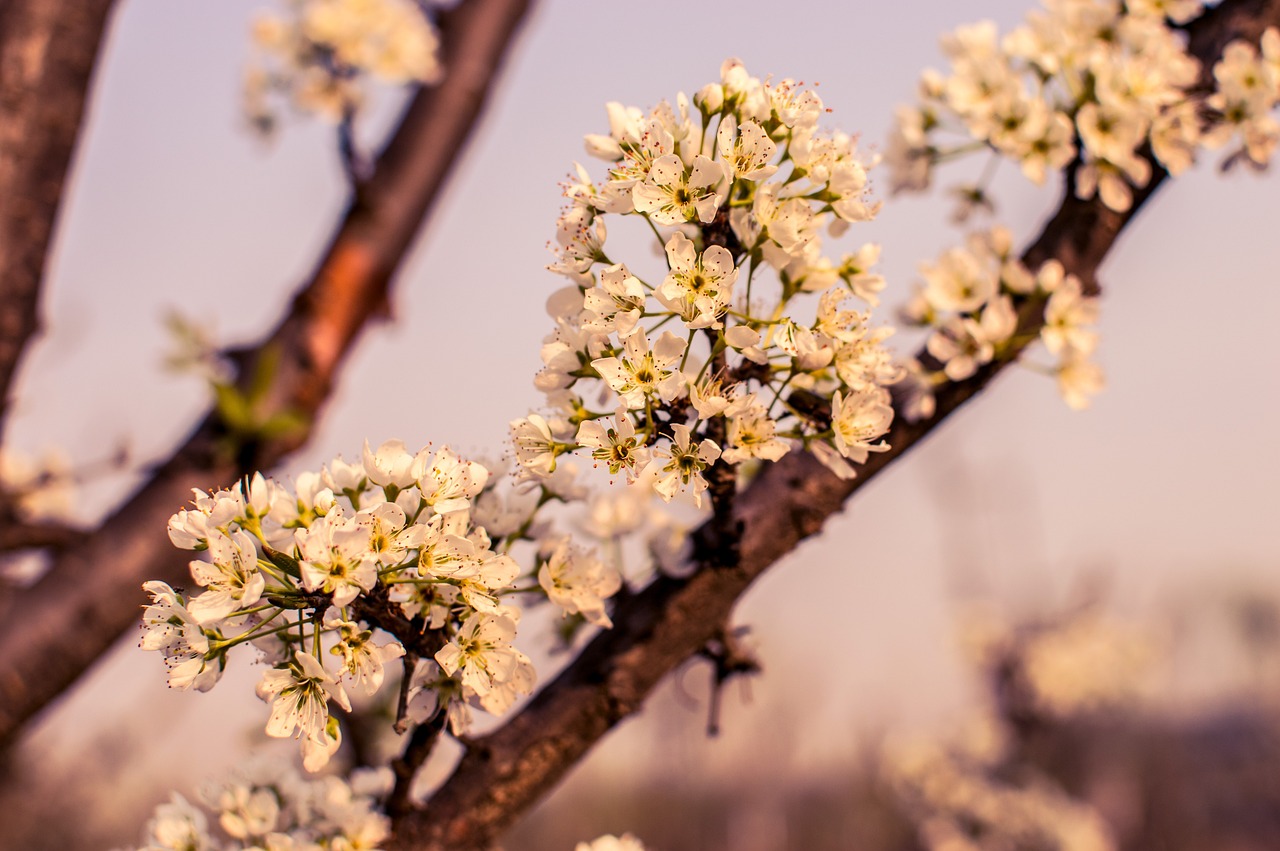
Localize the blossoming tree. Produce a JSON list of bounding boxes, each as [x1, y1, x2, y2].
[[0, 0, 1277, 849]]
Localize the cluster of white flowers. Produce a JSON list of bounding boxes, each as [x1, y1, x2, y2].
[[134, 46, 1165, 843], [127, 759, 648, 851], [884, 723, 1116, 851], [0, 446, 74, 523], [887, 0, 1280, 212], [143, 441, 543, 770], [467, 455, 638, 639], [511, 59, 901, 493], [123, 760, 390, 851], [961, 607, 1156, 718], [245, 0, 442, 128], [897, 226, 1103, 415], [883, 603, 1161, 851], [1205, 29, 1280, 166]]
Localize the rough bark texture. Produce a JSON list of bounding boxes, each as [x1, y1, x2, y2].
[[0, 0, 117, 446], [0, 0, 534, 750], [389, 2, 1280, 848]]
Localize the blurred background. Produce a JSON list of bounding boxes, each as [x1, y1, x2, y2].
[[1, 0, 1278, 848]]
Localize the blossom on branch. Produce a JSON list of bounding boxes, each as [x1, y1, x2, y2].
[[246, 0, 442, 128]]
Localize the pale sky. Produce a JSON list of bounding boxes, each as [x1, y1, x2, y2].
[[9, 0, 1280, 843]]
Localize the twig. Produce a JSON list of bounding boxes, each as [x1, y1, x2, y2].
[[699, 625, 760, 738], [388, 4, 1280, 847], [337, 104, 368, 185], [387, 709, 448, 818], [0, 518, 81, 554], [394, 651, 420, 735]]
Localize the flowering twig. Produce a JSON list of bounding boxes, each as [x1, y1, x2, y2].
[[388, 4, 1280, 847]]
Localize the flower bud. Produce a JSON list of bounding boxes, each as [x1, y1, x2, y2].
[[694, 83, 724, 115]]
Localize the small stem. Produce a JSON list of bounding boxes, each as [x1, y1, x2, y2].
[[255, 560, 289, 585], [646, 312, 679, 334], [499, 584, 545, 596], [210, 609, 300, 651], [387, 707, 449, 817], [379, 559, 418, 578], [394, 651, 420, 735], [337, 105, 365, 185], [500, 490, 555, 554], [930, 139, 988, 164], [231, 603, 278, 617], [644, 216, 667, 254], [766, 372, 796, 418], [977, 149, 1001, 189], [679, 329, 696, 372]]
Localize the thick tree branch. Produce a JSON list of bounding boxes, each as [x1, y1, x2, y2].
[[0, 0, 534, 751], [0, 0, 117, 446], [390, 2, 1280, 847]]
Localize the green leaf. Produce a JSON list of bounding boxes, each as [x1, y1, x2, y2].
[[247, 344, 282, 407], [262, 544, 302, 579], [213, 382, 254, 432], [256, 410, 310, 441]]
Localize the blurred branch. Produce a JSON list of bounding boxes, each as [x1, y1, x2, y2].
[[390, 2, 1280, 847], [0, 0, 534, 751], [0, 0, 118, 447], [0, 516, 79, 554]]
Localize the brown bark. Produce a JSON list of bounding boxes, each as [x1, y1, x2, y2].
[[0, 0, 117, 446], [0, 517, 78, 554], [0, 0, 534, 750], [389, 1, 1280, 847]]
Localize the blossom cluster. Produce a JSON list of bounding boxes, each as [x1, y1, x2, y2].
[[887, 0, 1280, 212], [511, 59, 901, 495], [961, 606, 1155, 718], [134, 49, 1145, 844], [245, 0, 442, 129], [142, 441, 543, 770], [897, 226, 1103, 415], [129, 768, 645, 851], [123, 759, 390, 851], [884, 722, 1116, 851], [883, 603, 1159, 851], [0, 446, 74, 523]]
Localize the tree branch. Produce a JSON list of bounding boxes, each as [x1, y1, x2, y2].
[[389, 2, 1280, 847], [388, 709, 448, 818], [0, 516, 80, 554], [0, 0, 118, 447], [0, 0, 534, 751]]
